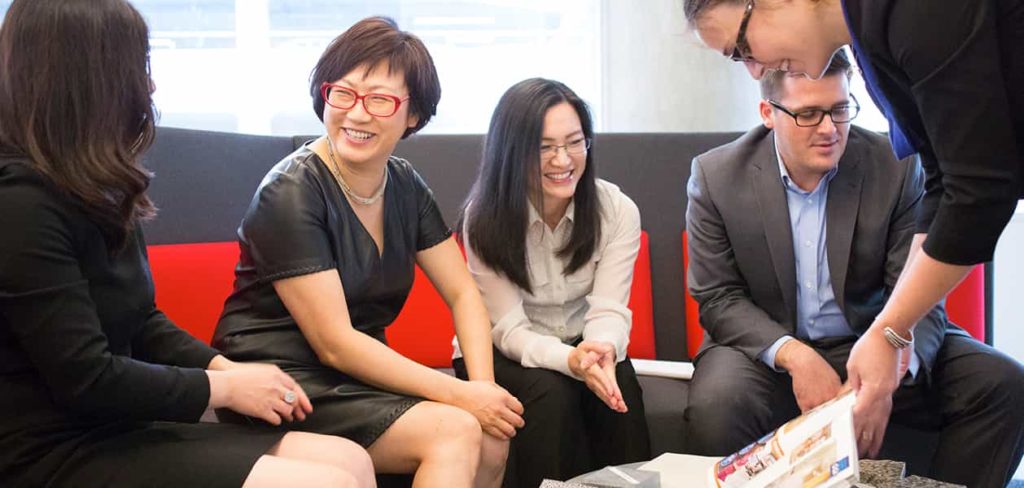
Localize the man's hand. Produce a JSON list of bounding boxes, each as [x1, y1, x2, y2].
[[846, 327, 900, 458], [776, 340, 842, 413]]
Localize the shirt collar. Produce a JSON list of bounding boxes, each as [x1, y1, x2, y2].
[[774, 135, 838, 195], [528, 199, 575, 240]]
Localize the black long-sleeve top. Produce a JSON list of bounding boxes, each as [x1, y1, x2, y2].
[[843, 0, 1024, 265], [0, 157, 219, 480]]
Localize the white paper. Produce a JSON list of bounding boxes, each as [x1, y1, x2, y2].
[[630, 359, 694, 380]]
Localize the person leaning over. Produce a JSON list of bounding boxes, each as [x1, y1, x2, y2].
[[680, 0, 1023, 458], [684, 50, 1024, 488]]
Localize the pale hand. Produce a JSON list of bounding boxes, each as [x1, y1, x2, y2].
[[846, 328, 899, 458], [779, 341, 842, 413], [452, 380, 525, 440], [207, 363, 313, 426], [569, 341, 627, 413]]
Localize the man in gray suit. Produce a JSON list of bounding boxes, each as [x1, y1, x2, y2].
[[684, 50, 1024, 488]]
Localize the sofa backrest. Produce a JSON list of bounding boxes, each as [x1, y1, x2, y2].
[[144, 127, 744, 360]]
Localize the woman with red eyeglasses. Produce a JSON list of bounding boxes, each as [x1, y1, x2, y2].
[[681, 1, 1022, 487], [211, 16, 521, 487]]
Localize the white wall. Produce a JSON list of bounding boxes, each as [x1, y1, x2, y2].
[[989, 205, 1024, 481], [600, 0, 763, 133]]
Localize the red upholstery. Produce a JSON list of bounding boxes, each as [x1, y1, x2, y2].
[[680, 231, 987, 358], [148, 231, 657, 365], [946, 265, 986, 342], [628, 232, 657, 359], [681, 231, 704, 359], [147, 242, 240, 344]]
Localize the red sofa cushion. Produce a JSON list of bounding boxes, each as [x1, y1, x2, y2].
[[681, 231, 986, 359], [147, 242, 239, 344], [945, 265, 986, 342], [149, 231, 658, 365]]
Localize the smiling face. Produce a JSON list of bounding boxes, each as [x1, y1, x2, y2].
[[694, 0, 843, 80], [760, 73, 852, 189], [323, 62, 419, 168], [534, 102, 588, 216]]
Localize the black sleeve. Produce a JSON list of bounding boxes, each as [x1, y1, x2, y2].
[[0, 181, 209, 422], [132, 308, 220, 369], [411, 168, 452, 251], [240, 165, 337, 282], [129, 234, 220, 369], [891, 0, 1020, 264]]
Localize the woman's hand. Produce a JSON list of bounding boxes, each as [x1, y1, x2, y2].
[[846, 328, 900, 458], [451, 380, 525, 440], [207, 363, 313, 426], [568, 341, 627, 413]]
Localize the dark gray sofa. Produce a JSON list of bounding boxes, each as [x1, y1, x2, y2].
[[141, 127, 937, 476]]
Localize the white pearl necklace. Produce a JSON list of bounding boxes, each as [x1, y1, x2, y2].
[[324, 136, 387, 206]]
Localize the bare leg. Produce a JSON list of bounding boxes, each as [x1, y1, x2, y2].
[[475, 434, 509, 488], [243, 455, 359, 488], [243, 431, 376, 488], [367, 401, 483, 487]]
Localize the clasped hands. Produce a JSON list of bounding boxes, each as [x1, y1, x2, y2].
[[568, 340, 628, 413]]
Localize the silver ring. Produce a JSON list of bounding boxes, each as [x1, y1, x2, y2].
[[283, 390, 296, 404]]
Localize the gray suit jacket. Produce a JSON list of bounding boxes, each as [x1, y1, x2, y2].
[[685, 125, 963, 379]]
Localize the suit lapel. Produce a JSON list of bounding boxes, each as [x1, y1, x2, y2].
[[826, 143, 864, 311], [754, 137, 797, 327]]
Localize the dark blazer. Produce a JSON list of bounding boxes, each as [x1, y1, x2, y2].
[[685, 125, 965, 379], [843, 0, 1024, 265]]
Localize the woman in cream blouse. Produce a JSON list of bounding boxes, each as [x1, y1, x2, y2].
[[454, 78, 651, 487]]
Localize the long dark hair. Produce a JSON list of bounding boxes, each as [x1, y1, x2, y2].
[[461, 78, 600, 294], [0, 0, 157, 250]]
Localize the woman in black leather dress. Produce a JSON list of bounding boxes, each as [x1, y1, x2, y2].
[[212, 17, 522, 487], [0, 1, 374, 487]]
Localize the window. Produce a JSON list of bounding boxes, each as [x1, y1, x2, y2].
[[136, 0, 602, 135]]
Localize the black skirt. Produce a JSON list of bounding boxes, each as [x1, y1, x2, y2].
[[27, 421, 285, 488]]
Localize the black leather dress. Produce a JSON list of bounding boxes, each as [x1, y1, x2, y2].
[[212, 145, 451, 447]]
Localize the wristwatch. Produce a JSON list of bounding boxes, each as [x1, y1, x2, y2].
[[882, 326, 913, 349]]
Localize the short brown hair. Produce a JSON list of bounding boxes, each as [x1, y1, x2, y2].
[[0, 0, 156, 250], [309, 17, 441, 139], [760, 48, 853, 100]]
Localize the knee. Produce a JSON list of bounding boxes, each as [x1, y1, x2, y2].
[[431, 406, 484, 455], [329, 438, 375, 485], [479, 435, 509, 471], [685, 387, 755, 429], [985, 356, 1024, 410], [323, 466, 363, 488]]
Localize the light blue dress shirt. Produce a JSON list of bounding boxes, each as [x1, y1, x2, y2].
[[760, 141, 919, 380]]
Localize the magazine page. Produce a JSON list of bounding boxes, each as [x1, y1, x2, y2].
[[710, 391, 859, 488]]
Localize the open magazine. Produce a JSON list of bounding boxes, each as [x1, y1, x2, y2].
[[640, 392, 859, 488]]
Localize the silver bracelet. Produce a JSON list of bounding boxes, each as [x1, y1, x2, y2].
[[882, 326, 913, 349]]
